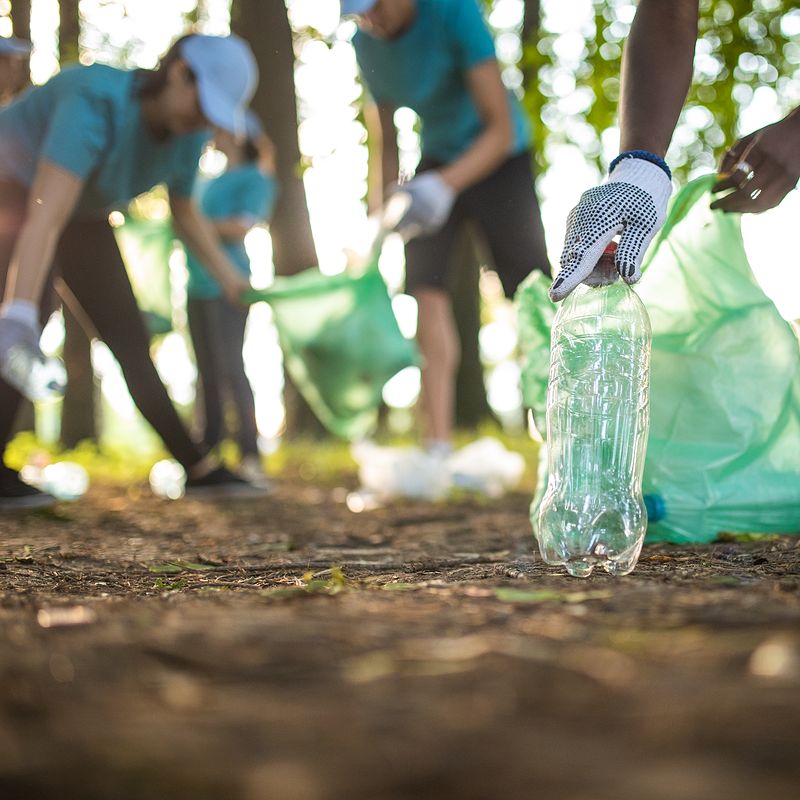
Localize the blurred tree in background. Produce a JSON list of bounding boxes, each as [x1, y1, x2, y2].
[[232, 0, 317, 277], [522, 0, 800, 178]]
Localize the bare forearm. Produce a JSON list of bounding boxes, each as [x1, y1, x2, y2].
[[439, 122, 511, 193], [172, 202, 244, 290], [440, 60, 513, 192], [3, 224, 61, 305], [4, 162, 82, 304], [619, 0, 698, 156]]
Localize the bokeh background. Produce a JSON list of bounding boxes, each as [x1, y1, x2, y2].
[[5, 0, 798, 456]]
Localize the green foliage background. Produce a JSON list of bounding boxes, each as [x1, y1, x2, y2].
[[519, 0, 800, 180]]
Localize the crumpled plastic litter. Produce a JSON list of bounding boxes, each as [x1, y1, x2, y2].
[[347, 437, 525, 509], [21, 458, 90, 501]]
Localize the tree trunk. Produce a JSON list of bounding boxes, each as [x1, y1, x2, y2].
[[11, 0, 31, 40], [521, 0, 541, 93], [448, 224, 496, 430], [231, 0, 325, 438], [58, 0, 81, 64], [230, 0, 317, 276], [58, 0, 99, 447]]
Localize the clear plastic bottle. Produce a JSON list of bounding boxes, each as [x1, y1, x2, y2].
[[536, 244, 651, 577]]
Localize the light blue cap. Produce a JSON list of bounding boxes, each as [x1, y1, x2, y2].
[[181, 34, 258, 137], [0, 36, 32, 57], [340, 0, 377, 16]]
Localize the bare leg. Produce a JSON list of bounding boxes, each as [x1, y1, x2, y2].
[[413, 286, 460, 446]]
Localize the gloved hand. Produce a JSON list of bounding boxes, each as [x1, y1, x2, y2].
[[550, 157, 673, 302], [0, 301, 44, 393], [393, 171, 456, 240]]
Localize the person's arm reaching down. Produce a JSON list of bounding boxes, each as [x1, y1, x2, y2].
[[0, 160, 84, 385], [551, 0, 699, 301], [396, 59, 513, 239], [170, 195, 251, 304]]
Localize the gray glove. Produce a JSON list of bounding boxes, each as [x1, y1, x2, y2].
[[550, 158, 672, 301], [0, 302, 62, 399], [393, 171, 456, 240]]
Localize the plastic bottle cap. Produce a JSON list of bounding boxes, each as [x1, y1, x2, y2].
[[584, 243, 619, 287]]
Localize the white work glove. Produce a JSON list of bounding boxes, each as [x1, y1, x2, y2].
[[393, 171, 456, 240], [0, 300, 46, 396], [549, 158, 673, 302]]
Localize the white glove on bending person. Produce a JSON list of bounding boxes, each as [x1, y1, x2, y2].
[[0, 300, 42, 379], [0, 300, 64, 399], [550, 156, 673, 302]]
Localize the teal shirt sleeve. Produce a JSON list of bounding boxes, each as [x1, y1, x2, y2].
[[40, 91, 112, 180], [448, 0, 497, 69]]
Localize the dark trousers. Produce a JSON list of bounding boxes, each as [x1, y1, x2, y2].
[[0, 180, 203, 470], [405, 150, 551, 297], [187, 296, 259, 457]]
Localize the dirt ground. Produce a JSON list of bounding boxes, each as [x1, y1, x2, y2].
[[1, 478, 799, 800]]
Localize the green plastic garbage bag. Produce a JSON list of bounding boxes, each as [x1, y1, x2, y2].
[[517, 269, 554, 431], [244, 261, 419, 440], [114, 217, 175, 336], [518, 176, 800, 543]]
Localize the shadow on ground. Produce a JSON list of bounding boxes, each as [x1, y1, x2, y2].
[[1, 481, 799, 799]]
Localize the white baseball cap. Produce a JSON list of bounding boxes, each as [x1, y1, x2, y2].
[[180, 34, 258, 138], [0, 36, 32, 57], [340, 0, 378, 16]]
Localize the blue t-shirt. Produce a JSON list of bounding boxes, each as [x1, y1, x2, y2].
[[353, 0, 530, 164], [185, 164, 277, 299], [0, 63, 208, 219]]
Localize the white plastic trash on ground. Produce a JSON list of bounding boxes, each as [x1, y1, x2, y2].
[[21, 460, 90, 501], [348, 437, 524, 509], [350, 441, 451, 505], [447, 438, 525, 498]]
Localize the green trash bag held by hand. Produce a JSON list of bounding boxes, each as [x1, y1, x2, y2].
[[518, 176, 800, 543], [244, 254, 419, 441]]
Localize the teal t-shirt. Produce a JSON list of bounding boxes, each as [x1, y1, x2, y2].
[[185, 164, 277, 299], [353, 0, 530, 164], [0, 63, 208, 219]]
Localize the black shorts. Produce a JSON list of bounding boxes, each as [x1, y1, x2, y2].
[[404, 150, 551, 298]]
